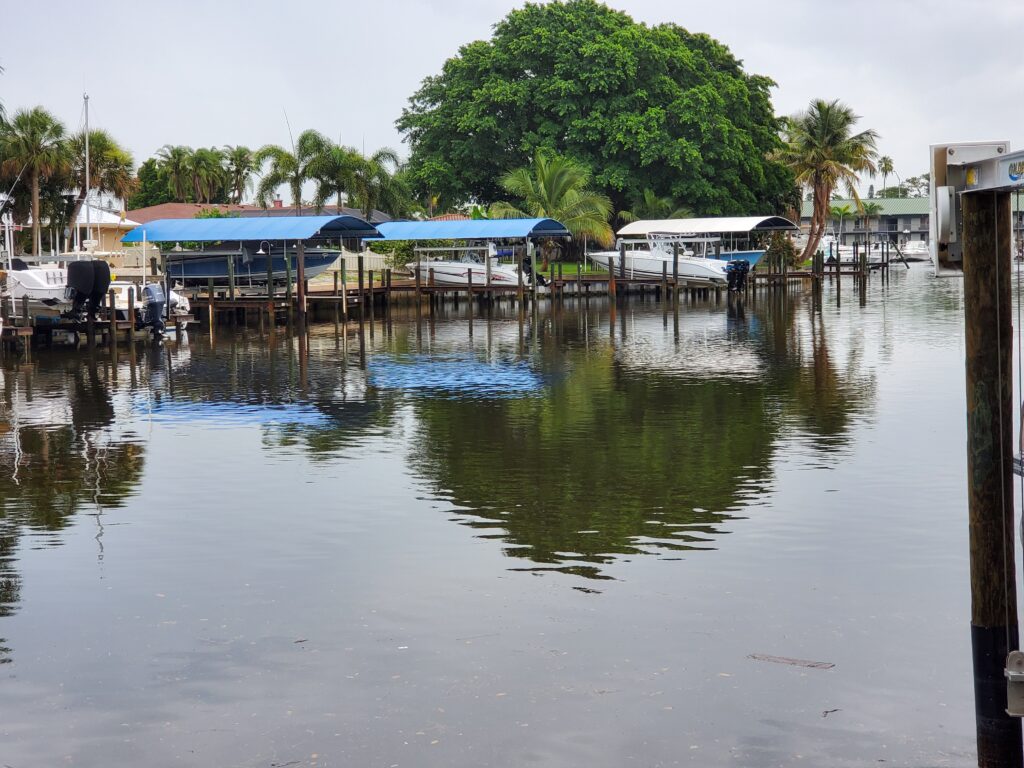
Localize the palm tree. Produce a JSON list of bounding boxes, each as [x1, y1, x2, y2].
[[878, 156, 893, 196], [773, 99, 879, 260], [0, 107, 70, 254], [187, 147, 227, 204], [254, 130, 329, 214], [829, 203, 853, 244], [490, 152, 613, 261], [67, 129, 136, 236], [303, 135, 361, 213], [156, 145, 192, 201], [224, 145, 257, 204], [617, 188, 692, 223], [860, 200, 883, 244], [348, 147, 411, 219]]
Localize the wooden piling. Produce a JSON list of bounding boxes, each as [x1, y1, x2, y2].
[[672, 244, 680, 305], [962, 190, 1022, 767], [357, 255, 365, 322], [340, 257, 348, 319], [296, 242, 307, 323], [227, 252, 236, 301], [126, 285, 135, 343]]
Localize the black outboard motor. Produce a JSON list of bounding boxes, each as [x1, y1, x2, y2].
[[89, 261, 111, 313], [140, 283, 167, 337], [725, 259, 750, 292], [65, 260, 111, 319], [65, 260, 95, 318], [524, 255, 548, 287]]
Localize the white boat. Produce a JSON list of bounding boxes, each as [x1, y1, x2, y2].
[[897, 241, 931, 262], [589, 244, 728, 285], [411, 244, 532, 288], [592, 215, 800, 285], [5, 262, 70, 305]]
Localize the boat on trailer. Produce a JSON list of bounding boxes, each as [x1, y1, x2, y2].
[[590, 215, 799, 285]]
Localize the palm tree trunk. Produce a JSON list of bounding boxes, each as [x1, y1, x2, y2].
[[31, 171, 41, 256], [801, 181, 832, 261]]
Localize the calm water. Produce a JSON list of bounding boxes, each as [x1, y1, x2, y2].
[[0, 266, 990, 766]]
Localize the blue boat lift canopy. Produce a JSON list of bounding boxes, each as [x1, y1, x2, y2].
[[121, 214, 381, 244], [373, 218, 570, 241]]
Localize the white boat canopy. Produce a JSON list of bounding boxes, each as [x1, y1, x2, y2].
[[617, 216, 798, 237]]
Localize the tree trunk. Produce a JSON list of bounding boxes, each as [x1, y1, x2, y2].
[[31, 171, 41, 256], [801, 181, 832, 262]]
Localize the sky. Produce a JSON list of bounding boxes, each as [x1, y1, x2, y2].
[[2, 0, 1023, 198]]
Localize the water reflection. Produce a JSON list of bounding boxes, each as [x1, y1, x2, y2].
[[0, 358, 147, 662], [404, 295, 873, 578]]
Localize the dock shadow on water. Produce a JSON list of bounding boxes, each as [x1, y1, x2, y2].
[[0, 268, 982, 766]]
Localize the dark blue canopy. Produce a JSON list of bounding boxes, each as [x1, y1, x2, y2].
[[374, 218, 570, 241], [122, 215, 380, 243]]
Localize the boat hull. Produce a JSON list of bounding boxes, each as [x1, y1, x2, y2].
[[589, 251, 728, 285], [412, 261, 523, 287], [167, 253, 338, 284]]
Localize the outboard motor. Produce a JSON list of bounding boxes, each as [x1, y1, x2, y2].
[[89, 260, 111, 312], [65, 260, 95, 318], [140, 283, 167, 337], [725, 259, 750, 292]]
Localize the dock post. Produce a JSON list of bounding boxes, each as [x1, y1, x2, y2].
[[415, 261, 422, 306], [126, 285, 135, 344], [296, 242, 307, 323], [20, 295, 29, 328], [468, 267, 474, 304], [207, 278, 215, 327], [357, 255, 365, 322], [530, 244, 538, 304], [266, 249, 274, 298], [672, 244, 680, 305], [340, 257, 348, 320], [517, 250, 525, 306], [661, 261, 667, 300], [368, 269, 374, 316], [618, 245, 625, 282], [334, 270, 339, 297], [227, 252, 236, 302], [284, 246, 293, 320], [962, 190, 1022, 768]]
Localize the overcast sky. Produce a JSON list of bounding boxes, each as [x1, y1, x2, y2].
[[3, 0, 1022, 198]]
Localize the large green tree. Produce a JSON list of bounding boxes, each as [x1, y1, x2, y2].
[[397, 0, 792, 214], [127, 158, 174, 209]]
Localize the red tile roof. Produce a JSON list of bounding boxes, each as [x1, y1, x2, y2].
[[429, 212, 471, 221], [126, 202, 248, 224]]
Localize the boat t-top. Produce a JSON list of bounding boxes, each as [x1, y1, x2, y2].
[[589, 216, 799, 285]]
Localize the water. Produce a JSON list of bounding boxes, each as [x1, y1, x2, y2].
[[0, 266, 990, 765]]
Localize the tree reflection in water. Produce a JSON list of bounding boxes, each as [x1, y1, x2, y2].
[[0, 358, 147, 662], [407, 294, 875, 578]]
